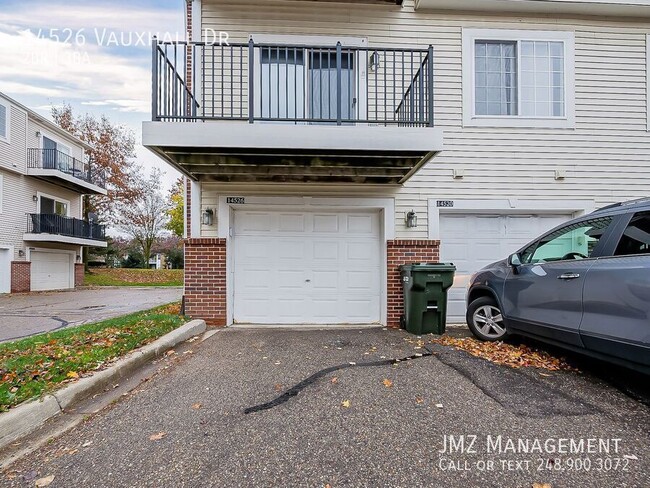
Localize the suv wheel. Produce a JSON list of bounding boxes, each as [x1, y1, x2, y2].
[[466, 296, 508, 341]]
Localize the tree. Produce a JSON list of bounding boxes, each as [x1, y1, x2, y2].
[[153, 234, 184, 269], [116, 169, 169, 268], [52, 105, 140, 224], [165, 177, 185, 238]]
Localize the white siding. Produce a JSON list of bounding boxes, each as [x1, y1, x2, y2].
[[0, 168, 83, 260], [200, 0, 650, 238]]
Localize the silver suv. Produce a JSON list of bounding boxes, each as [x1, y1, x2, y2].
[[466, 198, 650, 373]]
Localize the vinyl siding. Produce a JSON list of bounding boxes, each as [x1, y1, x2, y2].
[[0, 94, 86, 261], [200, 0, 650, 238]]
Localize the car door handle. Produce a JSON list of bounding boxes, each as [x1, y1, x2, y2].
[[558, 273, 580, 280]]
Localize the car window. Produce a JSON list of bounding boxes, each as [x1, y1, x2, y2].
[[614, 212, 650, 256], [521, 216, 613, 264]]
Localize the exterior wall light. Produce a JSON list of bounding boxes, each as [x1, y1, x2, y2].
[[202, 208, 214, 226], [18, 250, 25, 257], [33, 195, 38, 202], [369, 51, 381, 72], [405, 210, 418, 228]]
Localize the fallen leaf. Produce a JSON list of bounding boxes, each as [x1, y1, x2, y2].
[[415, 396, 424, 405], [532, 484, 552, 488], [165, 350, 176, 356], [191, 403, 202, 410], [341, 400, 351, 408], [330, 377, 338, 384], [149, 432, 167, 441], [35, 475, 55, 487], [274, 384, 283, 392], [66, 371, 79, 379], [382, 379, 393, 388], [82, 440, 93, 448]]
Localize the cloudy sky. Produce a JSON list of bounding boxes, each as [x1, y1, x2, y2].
[[0, 0, 187, 190]]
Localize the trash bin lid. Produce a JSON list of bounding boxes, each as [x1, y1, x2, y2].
[[409, 263, 456, 272]]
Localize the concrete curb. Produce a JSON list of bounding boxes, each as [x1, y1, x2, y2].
[[0, 319, 206, 451]]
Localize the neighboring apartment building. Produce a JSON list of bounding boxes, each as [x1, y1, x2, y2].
[[143, 0, 650, 326], [0, 92, 107, 294]]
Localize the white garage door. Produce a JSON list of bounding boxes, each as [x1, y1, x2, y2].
[[0, 248, 10, 294], [31, 251, 74, 291], [233, 210, 382, 324], [440, 214, 571, 323]]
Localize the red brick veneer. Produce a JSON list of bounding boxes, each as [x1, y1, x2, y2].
[[387, 239, 440, 328], [11, 261, 31, 293], [75, 263, 84, 287], [184, 238, 227, 326]]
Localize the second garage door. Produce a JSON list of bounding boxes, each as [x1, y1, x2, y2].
[[440, 213, 571, 323], [31, 250, 74, 291], [233, 210, 382, 324]]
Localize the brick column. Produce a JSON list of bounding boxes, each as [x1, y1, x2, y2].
[[11, 262, 31, 293], [75, 263, 85, 287], [387, 239, 440, 328], [184, 238, 227, 326]]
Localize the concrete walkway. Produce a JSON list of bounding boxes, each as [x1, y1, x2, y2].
[[0, 287, 182, 342]]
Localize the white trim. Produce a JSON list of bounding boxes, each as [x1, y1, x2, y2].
[[251, 34, 367, 47], [26, 168, 107, 196], [427, 198, 596, 240], [0, 173, 3, 214], [218, 195, 394, 327], [462, 28, 576, 129], [190, 180, 201, 237], [0, 98, 10, 144], [26, 247, 76, 291], [23, 234, 108, 248], [36, 191, 71, 217]]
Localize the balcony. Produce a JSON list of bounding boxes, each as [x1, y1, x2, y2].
[[142, 39, 443, 184], [24, 214, 108, 247], [27, 149, 108, 195]]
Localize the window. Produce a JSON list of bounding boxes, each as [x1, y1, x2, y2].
[[463, 29, 574, 128], [521, 217, 613, 264], [614, 212, 650, 256], [0, 101, 9, 143], [40, 196, 68, 216]]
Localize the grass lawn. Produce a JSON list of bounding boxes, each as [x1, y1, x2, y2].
[[85, 268, 183, 287], [0, 303, 186, 412]]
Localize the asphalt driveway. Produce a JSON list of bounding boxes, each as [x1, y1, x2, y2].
[[1, 327, 648, 487], [0, 287, 182, 342]]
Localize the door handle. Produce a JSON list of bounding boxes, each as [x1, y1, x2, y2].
[[558, 273, 580, 280]]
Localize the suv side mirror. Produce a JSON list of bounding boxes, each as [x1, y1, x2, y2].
[[508, 253, 522, 267]]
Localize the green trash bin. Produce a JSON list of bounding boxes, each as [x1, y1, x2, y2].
[[399, 263, 456, 335]]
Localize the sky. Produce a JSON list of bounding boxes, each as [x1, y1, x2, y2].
[[0, 0, 187, 191]]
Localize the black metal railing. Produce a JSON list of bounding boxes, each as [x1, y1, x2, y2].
[[27, 149, 106, 189], [152, 39, 434, 126], [27, 214, 106, 241]]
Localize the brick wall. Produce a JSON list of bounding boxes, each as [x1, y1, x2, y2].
[[186, 177, 192, 238], [75, 263, 84, 287], [11, 261, 30, 293], [386, 239, 440, 328], [184, 238, 227, 326]]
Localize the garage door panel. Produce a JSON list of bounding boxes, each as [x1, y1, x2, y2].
[[31, 251, 73, 291], [441, 213, 572, 323], [234, 210, 381, 324], [313, 214, 339, 233]]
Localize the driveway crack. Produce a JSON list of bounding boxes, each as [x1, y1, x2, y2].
[[244, 349, 434, 414]]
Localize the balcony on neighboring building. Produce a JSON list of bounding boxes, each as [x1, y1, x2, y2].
[[27, 149, 108, 195], [142, 39, 443, 184], [24, 214, 108, 247]]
